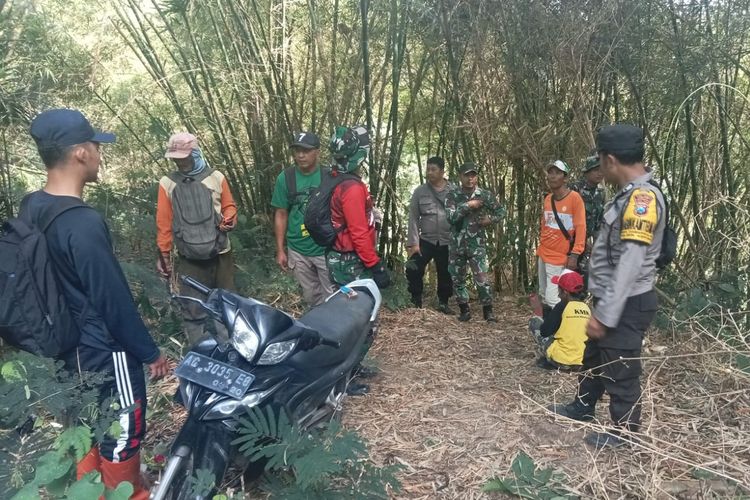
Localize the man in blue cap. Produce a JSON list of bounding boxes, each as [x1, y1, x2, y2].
[[25, 109, 169, 498]]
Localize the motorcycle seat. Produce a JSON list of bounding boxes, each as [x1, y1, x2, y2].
[[293, 290, 375, 367]]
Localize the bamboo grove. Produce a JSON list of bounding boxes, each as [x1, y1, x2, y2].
[[2, 0, 749, 304]]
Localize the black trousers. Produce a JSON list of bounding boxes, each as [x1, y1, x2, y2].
[[405, 238, 453, 303], [576, 291, 657, 431]]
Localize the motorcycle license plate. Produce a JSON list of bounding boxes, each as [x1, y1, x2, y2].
[[175, 352, 255, 398]]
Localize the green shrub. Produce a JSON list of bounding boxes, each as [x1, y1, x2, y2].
[[483, 451, 577, 499], [232, 406, 401, 499]]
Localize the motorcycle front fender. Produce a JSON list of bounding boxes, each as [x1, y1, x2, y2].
[[170, 418, 233, 497]]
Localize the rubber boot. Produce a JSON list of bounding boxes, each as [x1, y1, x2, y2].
[[483, 305, 497, 323], [458, 303, 471, 322], [100, 453, 149, 500], [77, 446, 101, 480]]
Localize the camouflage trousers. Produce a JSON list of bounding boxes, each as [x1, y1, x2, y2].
[[325, 249, 373, 286], [448, 244, 493, 305]]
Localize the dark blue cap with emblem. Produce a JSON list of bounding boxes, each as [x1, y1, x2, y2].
[[30, 109, 116, 149], [596, 124, 644, 155], [291, 131, 320, 150]]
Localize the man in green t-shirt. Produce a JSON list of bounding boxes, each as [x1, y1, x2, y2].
[[271, 132, 334, 306]]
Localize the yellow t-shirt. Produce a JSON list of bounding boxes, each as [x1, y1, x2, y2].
[[546, 300, 590, 366]]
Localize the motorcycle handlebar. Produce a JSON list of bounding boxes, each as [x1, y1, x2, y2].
[[181, 276, 211, 296], [319, 338, 341, 349]]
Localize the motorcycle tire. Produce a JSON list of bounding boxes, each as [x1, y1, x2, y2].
[[166, 451, 195, 500]]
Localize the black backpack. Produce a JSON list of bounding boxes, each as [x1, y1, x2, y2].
[[284, 166, 330, 208], [303, 169, 359, 248], [0, 195, 85, 357], [607, 180, 677, 270], [649, 181, 677, 269]]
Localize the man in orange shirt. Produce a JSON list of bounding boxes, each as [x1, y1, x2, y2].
[[536, 160, 586, 317], [156, 132, 238, 344]]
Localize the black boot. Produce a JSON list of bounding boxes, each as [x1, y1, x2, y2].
[[584, 431, 632, 449], [437, 302, 454, 315], [411, 294, 422, 308], [547, 399, 595, 422], [458, 303, 471, 322], [483, 305, 497, 323]]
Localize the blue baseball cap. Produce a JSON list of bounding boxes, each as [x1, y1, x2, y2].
[[30, 109, 116, 149]]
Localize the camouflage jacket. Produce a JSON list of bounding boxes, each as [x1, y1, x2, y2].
[[570, 179, 605, 239], [445, 186, 506, 247]]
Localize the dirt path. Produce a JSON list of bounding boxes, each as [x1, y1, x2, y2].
[[343, 298, 750, 499]]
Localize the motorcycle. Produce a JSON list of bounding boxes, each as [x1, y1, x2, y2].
[[150, 277, 381, 500]]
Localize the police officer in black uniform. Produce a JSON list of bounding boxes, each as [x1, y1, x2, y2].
[[549, 124, 666, 449]]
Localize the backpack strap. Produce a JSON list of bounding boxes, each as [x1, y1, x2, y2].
[[647, 179, 669, 222], [17, 193, 87, 233], [15, 193, 90, 328], [286, 166, 331, 208], [168, 167, 214, 185], [550, 195, 575, 254], [425, 182, 447, 209], [284, 166, 298, 207], [39, 198, 88, 232]]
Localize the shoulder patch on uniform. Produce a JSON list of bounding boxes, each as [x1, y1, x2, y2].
[[621, 188, 657, 244]]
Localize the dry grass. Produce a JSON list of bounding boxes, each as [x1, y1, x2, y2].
[[343, 296, 750, 499], [146, 295, 750, 499]]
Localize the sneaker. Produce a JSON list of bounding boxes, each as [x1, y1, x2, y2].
[[584, 431, 629, 449], [437, 302, 454, 315], [535, 357, 557, 370], [547, 401, 595, 422]]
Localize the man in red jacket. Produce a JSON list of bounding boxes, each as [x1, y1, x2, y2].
[[325, 126, 390, 290]]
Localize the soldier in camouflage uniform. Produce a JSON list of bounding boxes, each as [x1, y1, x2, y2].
[[446, 162, 506, 322], [570, 154, 606, 248]]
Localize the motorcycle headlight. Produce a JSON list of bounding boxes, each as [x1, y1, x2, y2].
[[231, 314, 259, 362], [258, 340, 297, 365], [203, 392, 263, 421], [202, 382, 284, 420]]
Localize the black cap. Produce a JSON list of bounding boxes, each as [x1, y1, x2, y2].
[[596, 124, 644, 155], [291, 131, 320, 150], [459, 162, 480, 175], [30, 109, 116, 149]]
